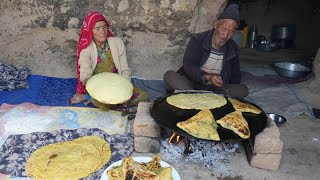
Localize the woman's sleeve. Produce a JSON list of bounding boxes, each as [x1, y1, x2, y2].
[[117, 38, 131, 78], [78, 48, 93, 83]]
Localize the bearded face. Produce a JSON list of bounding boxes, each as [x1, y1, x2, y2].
[[212, 19, 238, 49]]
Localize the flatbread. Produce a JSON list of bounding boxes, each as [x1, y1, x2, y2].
[[107, 155, 173, 180], [228, 98, 262, 114], [158, 167, 173, 180], [166, 93, 227, 110], [176, 109, 220, 141], [140, 155, 162, 173], [26, 136, 111, 180], [86, 72, 134, 104], [216, 111, 250, 139]]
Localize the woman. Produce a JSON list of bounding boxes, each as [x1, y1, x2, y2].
[[70, 12, 148, 109]]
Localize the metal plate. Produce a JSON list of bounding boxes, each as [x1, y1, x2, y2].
[[150, 92, 267, 142]]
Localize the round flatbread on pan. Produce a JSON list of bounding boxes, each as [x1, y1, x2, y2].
[[166, 93, 227, 110]]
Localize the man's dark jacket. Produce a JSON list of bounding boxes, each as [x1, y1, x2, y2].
[[177, 29, 241, 88]]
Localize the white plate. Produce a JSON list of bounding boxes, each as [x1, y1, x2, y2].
[[100, 156, 181, 180]]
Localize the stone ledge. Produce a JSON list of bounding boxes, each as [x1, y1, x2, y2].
[[133, 102, 160, 138], [253, 118, 283, 154], [243, 118, 283, 170], [134, 136, 160, 153], [250, 153, 282, 171]]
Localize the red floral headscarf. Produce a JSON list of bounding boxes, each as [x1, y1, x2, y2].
[[75, 12, 113, 94]]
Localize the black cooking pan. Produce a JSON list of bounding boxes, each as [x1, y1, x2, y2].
[[150, 92, 267, 142]]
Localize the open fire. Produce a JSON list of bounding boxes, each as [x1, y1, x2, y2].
[[168, 133, 193, 154], [160, 129, 240, 175]]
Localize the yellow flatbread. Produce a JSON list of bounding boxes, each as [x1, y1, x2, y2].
[[216, 111, 250, 139], [107, 156, 173, 180], [26, 136, 111, 180], [166, 93, 227, 110], [228, 98, 262, 114], [176, 109, 220, 141], [86, 72, 134, 104], [158, 167, 173, 180]]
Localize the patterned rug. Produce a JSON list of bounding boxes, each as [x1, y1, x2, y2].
[[0, 128, 134, 179]]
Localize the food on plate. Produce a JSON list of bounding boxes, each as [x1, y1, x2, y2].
[[228, 98, 262, 114], [176, 109, 220, 141], [25, 136, 111, 180], [86, 72, 134, 104], [216, 111, 250, 139], [166, 93, 227, 110], [107, 155, 173, 180]]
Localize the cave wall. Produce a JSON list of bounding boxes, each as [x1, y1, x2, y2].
[[0, 0, 226, 79]]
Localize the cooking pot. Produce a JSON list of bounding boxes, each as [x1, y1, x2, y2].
[[271, 24, 296, 40]]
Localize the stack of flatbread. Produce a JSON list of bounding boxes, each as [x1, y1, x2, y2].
[[86, 72, 134, 104], [25, 136, 111, 180], [107, 155, 172, 180]]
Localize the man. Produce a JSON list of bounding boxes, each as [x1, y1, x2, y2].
[[163, 4, 248, 98]]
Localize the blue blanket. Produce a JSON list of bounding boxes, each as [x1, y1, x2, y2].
[[0, 75, 167, 106]]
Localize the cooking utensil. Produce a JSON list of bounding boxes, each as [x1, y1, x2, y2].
[[150, 92, 267, 142], [266, 113, 286, 125], [271, 24, 296, 48], [272, 62, 312, 79], [271, 24, 296, 40], [221, 86, 231, 98], [256, 41, 280, 52], [248, 26, 258, 48]]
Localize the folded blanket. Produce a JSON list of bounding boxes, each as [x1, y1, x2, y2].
[[0, 61, 30, 91]]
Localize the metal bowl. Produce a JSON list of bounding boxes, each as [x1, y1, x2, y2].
[[266, 113, 287, 125], [272, 62, 311, 79]]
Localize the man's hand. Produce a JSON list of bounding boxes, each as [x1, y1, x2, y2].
[[205, 73, 223, 87]]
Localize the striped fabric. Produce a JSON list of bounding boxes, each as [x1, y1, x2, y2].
[[201, 50, 224, 74]]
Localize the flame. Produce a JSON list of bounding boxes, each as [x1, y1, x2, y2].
[[169, 133, 176, 144], [176, 135, 180, 142], [169, 133, 183, 144]]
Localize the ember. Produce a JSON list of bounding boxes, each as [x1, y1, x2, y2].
[[160, 130, 240, 175], [168, 133, 193, 154]]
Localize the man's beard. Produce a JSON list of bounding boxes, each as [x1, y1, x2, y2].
[[219, 40, 227, 47]]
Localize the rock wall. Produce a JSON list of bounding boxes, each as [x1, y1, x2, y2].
[[0, 0, 226, 79]]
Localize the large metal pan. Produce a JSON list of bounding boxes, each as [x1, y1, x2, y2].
[[150, 92, 267, 142]]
